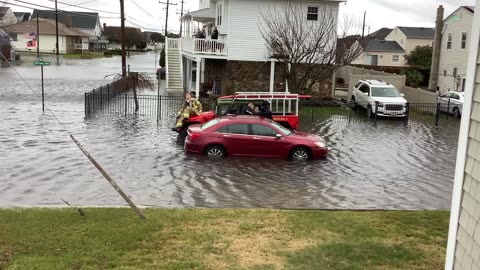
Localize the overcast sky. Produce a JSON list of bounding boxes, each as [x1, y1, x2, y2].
[[3, 0, 476, 34]]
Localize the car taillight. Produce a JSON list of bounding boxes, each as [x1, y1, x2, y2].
[[190, 133, 201, 140]]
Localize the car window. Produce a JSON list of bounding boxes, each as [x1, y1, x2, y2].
[[354, 81, 363, 88], [441, 93, 453, 98], [359, 84, 370, 94], [201, 119, 219, 129], [371, 87, 401, 97], [251, 124, 277, 137], [451, 93, 460, 100], [269, 120, 292, 135], [217, 124, 248, 134]]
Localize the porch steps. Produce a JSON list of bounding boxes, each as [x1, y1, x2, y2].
[[166, 39, 183, 92]]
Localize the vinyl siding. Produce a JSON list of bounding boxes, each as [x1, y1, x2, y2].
[[199, 0, 212, 9], [352, 51, 406, 66], [385, 28, 408, 50], [437, 8, 474, 93], [227, 0, 339, 62], [454, 40, 480, 270]]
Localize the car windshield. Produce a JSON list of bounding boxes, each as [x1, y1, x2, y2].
[[201, 118, 219, 129], [371, 87, 401, 97], [269, 120, 293, 135]]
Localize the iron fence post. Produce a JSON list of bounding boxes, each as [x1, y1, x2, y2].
[[348, 101, 352, 123], [435, 103, 441, 126], [404, 103, 410, 127], [124, 94, 127, 117], [374, 101, 378, 126], [92, 89, 95, 112], [447, 98, 451, 121], [84, 92, 87, 116], [311, 109, 314, 121], [100, 86, 103, 108]]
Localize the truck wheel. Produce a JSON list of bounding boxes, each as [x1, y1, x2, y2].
[[367, 106, 374, 118], [351, 97, 358, 110]]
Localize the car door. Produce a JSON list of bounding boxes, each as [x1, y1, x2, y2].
[[357, 84, 371, 107], [449, 93, 462, 114], [438, 92, 453, 112], [217, 123, 252, 156], [249, 124, 289, 157]]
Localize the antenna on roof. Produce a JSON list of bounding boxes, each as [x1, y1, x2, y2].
[[362, 11, 366, 38]]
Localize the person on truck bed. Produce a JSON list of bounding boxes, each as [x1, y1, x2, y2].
[[245, 103, 255, 115], [174, 92, 202, 131], [259, 101, 272, 119]]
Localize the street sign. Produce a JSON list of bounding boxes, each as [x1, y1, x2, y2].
[[33, 60, 50, 66]]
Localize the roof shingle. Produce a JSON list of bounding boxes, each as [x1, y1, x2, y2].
[[397, 27, 435, 39], [364, 39, 405, 53], [31, 9, 98, 30], [3, 18, 89, 37]]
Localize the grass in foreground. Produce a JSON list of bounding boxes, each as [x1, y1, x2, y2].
[[0, 209, 448, 270]]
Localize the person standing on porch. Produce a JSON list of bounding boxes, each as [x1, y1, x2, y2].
[[212, 26, 219, 40]]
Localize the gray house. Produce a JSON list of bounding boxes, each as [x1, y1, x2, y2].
[[352, 39, 406, 66]]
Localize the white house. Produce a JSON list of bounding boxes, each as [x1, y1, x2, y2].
[[4, 18, 89, 54], [436, 6, 475, 94], [352, 39, 406, 66], [444, 3, 480, 270], [385, 27, 435, 56], [31, 10, 106, 51], [166, 0, 344, 96]]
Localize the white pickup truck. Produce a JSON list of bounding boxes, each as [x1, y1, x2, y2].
[[351, 80, 408, 118]]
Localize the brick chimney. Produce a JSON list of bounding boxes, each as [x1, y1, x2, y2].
[[65, 15, 72, 28]]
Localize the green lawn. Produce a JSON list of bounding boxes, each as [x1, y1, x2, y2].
[[0, 209, 449, 270]]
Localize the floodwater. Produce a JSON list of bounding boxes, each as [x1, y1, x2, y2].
[[0, 52, 459, 209]]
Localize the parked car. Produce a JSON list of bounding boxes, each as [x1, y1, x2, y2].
[[184, 115, 329, 160], [437, 91, 464, 118], [351, 80, 408, 118]]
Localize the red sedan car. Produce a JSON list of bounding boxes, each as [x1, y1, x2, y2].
[[184, 116, 329, 160]]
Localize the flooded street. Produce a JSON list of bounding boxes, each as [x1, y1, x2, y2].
[[0, 52, 459, 209]]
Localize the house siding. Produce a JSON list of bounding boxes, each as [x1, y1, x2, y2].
[[385, 27, 434, 66], [352, 51, 406, 66], [454, 49, 480, 270], [227, 0, 339, 62], [437, 8, 474, 94], [10, 34, 79, 53]]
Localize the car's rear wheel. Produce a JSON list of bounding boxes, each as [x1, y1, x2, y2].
[[290, 147, 311, 161], [204, 145, 226, 158], [453, 107, 461, 118]]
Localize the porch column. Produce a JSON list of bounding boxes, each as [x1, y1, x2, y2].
[[195, 57, 201, 98], [285, 63, 291, 93], [269, 60, 275, 93], [187, 59, 193, 91]]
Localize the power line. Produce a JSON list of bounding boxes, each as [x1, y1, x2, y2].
[[128, 0, 156, 19], [46, 0, 119, 14], [6, 0, 119, 19]]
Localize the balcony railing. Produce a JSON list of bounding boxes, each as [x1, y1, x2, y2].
[[181, 38, 227, 56]]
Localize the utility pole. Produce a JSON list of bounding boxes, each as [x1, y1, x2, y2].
[[159, 0, 177, 38], [120, 0, 127, 77], [55, 0, 59, 66], [36, 13, 39, 58], [177, 0, 185, 37], [362, 11, 366, 38]]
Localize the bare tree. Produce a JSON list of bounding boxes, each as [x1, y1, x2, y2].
[[260, 2, 364, 93]]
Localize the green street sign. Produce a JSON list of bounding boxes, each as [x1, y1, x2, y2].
[[33, 60, 50, 66]]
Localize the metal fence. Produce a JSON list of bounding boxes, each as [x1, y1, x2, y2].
[[85, 87, 461, 128]]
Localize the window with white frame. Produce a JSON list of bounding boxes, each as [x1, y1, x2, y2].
[[307, 6, 318, 21], [461, 32, 467, 49], [392, 55, 400, 63], [447, 33, 453, 49], [216, 4, 223, 26]]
